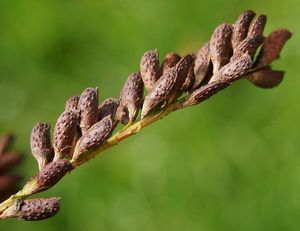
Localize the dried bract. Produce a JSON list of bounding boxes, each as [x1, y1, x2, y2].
[[72, 116, 113, 161], [116, 72, 144, 125], [0, 198, 60, 221], [30, 123, 54, 171], [140, 49, 161, 91], [36, 159, 73, 192], [193, 42, 211, 89], [247, 69, 284, 88], [247, 15, 267, 37], [232, 10, 256, 51], [210, 23, 233, 73], [78, 88, 99, 134], [256, 28, 292, 68], [161, 52, 181, 75], [53, 111, 78, 159]]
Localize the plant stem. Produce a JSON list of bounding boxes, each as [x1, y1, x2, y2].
[[0, 101, 184, 215]]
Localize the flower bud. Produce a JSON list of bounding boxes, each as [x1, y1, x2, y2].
[[247, 15, 267, 38], [53, 111, 79, 160], [0, 198, 60, 221], [210, 23, 233, 73], [116, 72, 144, 125], [65, 96, 79, 112], [36, 159, 73, 192], [78, 88, 99, 134], [192, 42, 211, 90], [30, 123, 54, 171], [232, 10, 256, 51], [98, 98, 119, 121], [72, 116, 113, 161], [140, 49, 161, 91], [161, 52, 181, 75]]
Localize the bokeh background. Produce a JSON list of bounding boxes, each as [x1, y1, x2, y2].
[[0, 0, 299, 230]]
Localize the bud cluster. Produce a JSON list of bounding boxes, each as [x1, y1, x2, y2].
[[0, 10, 291, 221]]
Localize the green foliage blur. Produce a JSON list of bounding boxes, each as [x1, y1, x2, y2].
[[0, 0, 299, 230]]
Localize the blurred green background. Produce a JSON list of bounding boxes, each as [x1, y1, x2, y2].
[[0, 0, 299, 230]]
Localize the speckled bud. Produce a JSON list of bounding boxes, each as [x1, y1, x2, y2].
[[78, 88, 99, 134], [181, 64, 195, 91], [141, 55, 194, 118], [232, 10, 256, 51], [30, 123, 54, 171], [0, 135, 14, 156], [36, 159, 73, 192], [116, 72, 144, 125], [65, 96, 79, 112], [0, 198, 60, 221], [183, 81, 231, 107], [161, 52, 181, 75], [140, 49, 161, 91], [210, 23, 233, 73], [192, 42, 211, 90], [256, 29, 292, 68], [72, 116, 113, 161], [53, 110, 79, 160], [247, 68, 284, 88], [247, 15, 267, 38], [98, 98, 119, 121], [231, 35, 264, 61], [210, 53, 252, 83], [0, 152, 23, 172]]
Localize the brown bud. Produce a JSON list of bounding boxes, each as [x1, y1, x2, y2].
[[53, 111, 79, 160], [65, 96, 79, 112], [116, 72, 144, 125], [192, 42, 211, 90], [30, 123, 54, 171], [140, 49, 161, 91], [246, 68, 284, 88], [72, 116, 113, 161], [183, 81, 231, 107], [210, 23, 233, 73], [0, 175, 21, 195], [256, 28, 292, 68], [247, 15, 267, 38], [0, 152, 23, 173], [210, 53, 252, 83], [0, 134, 14, 156], [161, 52, 181, 75], [98, 98, 119, 121], [181, 64, 195, 91], [232, 10, 256, 51], [0, 198, 60, 221], [231, 35, 264, 61], [141, 55, 194, 118], [78, 88, 99, 134], [36, 159, 73, 192]]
